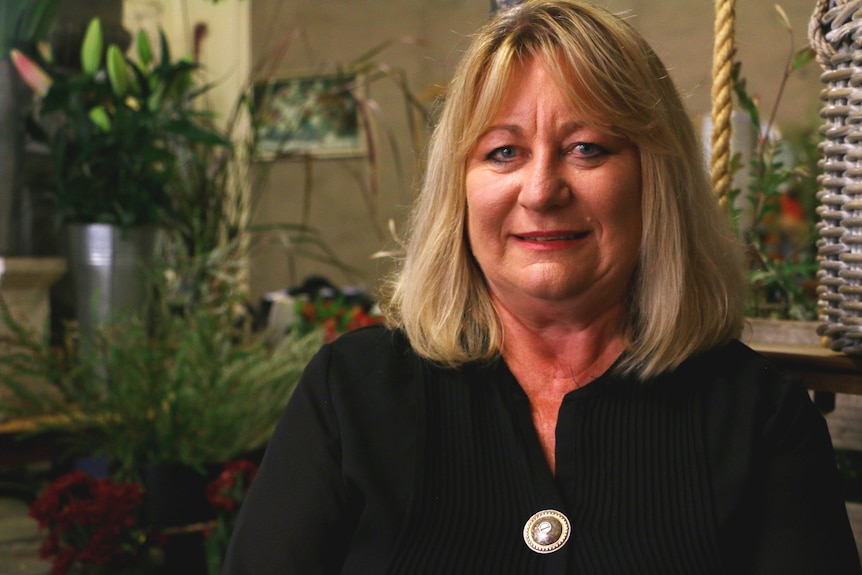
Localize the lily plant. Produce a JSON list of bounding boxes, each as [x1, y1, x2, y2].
[[11, 17, 229, 228]]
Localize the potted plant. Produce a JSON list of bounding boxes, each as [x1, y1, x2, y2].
[[11, 17, 229, 346], [0, 265, 323, 573]]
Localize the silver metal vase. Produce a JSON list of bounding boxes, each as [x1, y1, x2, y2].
[[64, 223, 159, 353]]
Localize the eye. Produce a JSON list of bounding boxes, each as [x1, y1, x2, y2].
[[571, 142, 606, 158], [487, 145, 519, 163]]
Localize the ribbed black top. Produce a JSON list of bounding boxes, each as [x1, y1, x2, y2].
[[224, 326, 862, 575], [388, 362, 555, 573], [387, 359, 721, 574]]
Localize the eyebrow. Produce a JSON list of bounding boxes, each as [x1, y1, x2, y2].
[[480, 124, 522, 138], [480, 121, 592, 138]]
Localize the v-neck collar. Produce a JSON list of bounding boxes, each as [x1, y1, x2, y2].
[[487, 359, 574, 574]]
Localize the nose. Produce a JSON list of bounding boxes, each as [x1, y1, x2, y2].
[[518, 151, 572, 211]]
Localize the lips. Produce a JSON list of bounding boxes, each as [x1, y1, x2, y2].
[[514, 231, 589, 241]]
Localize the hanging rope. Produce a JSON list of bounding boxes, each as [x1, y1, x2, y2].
[[710, 0, 736, 207]]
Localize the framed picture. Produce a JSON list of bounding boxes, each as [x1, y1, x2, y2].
[[253, 73, 365, 159]]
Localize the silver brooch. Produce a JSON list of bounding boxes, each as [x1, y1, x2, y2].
[[523, 509, 571, 554]]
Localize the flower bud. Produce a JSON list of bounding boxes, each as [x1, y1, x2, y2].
[[10, 49, 52, 97], [88, 106, 111, 132], [106, 45, 129, 97], [81, 18, 103, 76], [36, 41, 53, 64]]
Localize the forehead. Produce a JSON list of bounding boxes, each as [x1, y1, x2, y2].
[[494, 57, 573, 111], [475, 52, 607, 134]]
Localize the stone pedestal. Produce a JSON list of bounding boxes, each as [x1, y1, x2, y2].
[[0, 257, 67, 421], [0, 258, 66, 334]]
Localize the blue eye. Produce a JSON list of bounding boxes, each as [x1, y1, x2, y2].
[[572, 142, 605, 157], [488, 146, 518, 162]]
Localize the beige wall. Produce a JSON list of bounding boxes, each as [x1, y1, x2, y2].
[[248, 0, 823, 303]]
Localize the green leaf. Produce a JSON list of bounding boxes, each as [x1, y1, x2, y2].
[[18, 0, 62, 43], [731, 62, 761, 130], [791, 46, 815, 72], [1, 0, 62, 54], [164, 118, 231, 147], [158, 29, 171, 66], [136, 29, 153, 68]]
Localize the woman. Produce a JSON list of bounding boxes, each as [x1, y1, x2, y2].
[[224, 1, 861, 573]]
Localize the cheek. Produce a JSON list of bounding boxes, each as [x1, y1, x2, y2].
[[465, 194, 510, 270], [606, 190, 643, 254], [466, 180, 507, 234], [612, 196, 642, 231], [585, 174, 642, 252], [602, 166, 642, 231], [465, 198, 489, 256]]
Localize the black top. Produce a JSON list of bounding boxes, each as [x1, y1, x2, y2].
[[223, 325, 861, 574]]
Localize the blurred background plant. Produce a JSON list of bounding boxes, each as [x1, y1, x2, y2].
[[727, 6, 819, 321], [0, 279, 322, 482], [203, 459, 258, 575], [292, 293, 383, 343], [1, 0, 62, 56]]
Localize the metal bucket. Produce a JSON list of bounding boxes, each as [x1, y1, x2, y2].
[[65, 223, 159, 350]]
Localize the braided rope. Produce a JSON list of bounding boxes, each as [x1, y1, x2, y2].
[[710, 0, 736, 206]]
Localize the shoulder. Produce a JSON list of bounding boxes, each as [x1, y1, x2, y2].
[[679, 338, 811, 404], [677, 339, 823, 453], [317, 324, 417, 378], [682, 339, 777, 377], [326, 323, 410, 355], [676, 339, 802, 399], [298, 325, 426, 413]]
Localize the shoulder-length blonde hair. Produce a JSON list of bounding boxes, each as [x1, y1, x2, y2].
[[382, 0, 746, 379]]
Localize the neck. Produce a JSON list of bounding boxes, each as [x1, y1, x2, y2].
[[496, 296, 628, 393]]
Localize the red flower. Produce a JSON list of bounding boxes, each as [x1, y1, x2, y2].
[[293, 295, 383, 341], [206, 460, 258, 514], [29, 471, 158, 575]]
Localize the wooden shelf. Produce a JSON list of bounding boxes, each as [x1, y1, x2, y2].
[[0, 415, 68, 435], [751, 343, 862, 395]]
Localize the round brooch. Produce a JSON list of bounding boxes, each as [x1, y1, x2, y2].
[[522, 509, 571, 554]]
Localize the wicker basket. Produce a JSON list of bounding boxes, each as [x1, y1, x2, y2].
[[810, 0, 862, 355]]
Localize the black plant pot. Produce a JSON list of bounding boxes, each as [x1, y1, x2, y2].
[[145, 463, 216, 575]]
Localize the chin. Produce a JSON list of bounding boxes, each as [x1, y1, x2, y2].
[[516, 280, 588, 304]]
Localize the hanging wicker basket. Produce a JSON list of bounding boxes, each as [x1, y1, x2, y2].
[[810, 0, 862, 355]]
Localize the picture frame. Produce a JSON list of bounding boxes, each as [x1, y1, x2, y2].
[[253, 73, 365, 160]]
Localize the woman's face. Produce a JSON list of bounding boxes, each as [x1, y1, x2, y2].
[[465, 56, 642, 321]]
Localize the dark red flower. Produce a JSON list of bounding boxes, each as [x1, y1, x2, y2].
[[29, 471, 157, 575], [206, 460, 258, 513]]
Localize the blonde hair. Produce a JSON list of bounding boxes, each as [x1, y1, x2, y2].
[[382, 0, 746, 379]]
